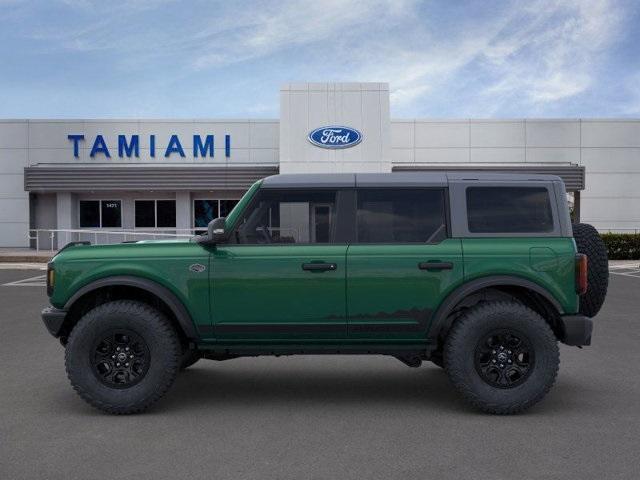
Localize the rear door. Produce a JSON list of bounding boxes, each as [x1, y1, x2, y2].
[[346, 188, 463, 340], [211, 188, 348, 340]]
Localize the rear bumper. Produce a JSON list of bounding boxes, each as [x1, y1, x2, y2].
[[42, 307, 67, 338], [559, 315, 593, 346]]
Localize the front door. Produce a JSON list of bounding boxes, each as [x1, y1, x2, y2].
[[346, 188, 464, 340], [211, 188, 348, 340]]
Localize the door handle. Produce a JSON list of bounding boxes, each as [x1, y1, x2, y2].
[[302, 262, 337, 272], [418, 261, 453, 271]]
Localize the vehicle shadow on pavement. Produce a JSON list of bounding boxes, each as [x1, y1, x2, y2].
[[48, 361, 591, 416], [159, 363, 594, 416], [159, 363, 467, 412]]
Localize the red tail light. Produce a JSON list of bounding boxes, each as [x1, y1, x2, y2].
[[576, 254, 588, 295]]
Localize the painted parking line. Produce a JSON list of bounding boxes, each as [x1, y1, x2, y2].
[[2, 274, 47, 287], [0, 263, 47, 270], [609, 263, 640, 278]]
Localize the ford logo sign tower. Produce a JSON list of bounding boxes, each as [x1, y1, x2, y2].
[[308, 126, 362, 149]]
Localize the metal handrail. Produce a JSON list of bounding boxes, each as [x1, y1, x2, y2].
[[27, 228, 194, 253], [25, 226, 640, 253]]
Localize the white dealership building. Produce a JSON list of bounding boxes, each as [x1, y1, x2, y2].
[[0, 82, 638, 248]]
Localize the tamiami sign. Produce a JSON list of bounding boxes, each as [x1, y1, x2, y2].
[[67, 134, 232, 158], [67, 125, 363, 159]]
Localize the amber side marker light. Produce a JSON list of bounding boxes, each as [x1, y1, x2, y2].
[[576, 254, 588, 295], [47, 265, 55, 296]]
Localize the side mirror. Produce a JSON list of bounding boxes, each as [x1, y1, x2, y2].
[[208, 217, 227, 244], [197, 217, 227, 244]]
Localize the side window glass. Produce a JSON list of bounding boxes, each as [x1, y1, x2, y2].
[[466, 187, 554, 233], [356, 189, 447, 243], [235, 190, 337, 244]]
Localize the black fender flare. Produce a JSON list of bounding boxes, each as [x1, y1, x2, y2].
[[64, 275, 198, 339], [427, 275, 564, 341]]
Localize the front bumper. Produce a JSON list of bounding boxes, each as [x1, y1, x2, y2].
[[42, 307, 67, 337], [559, 315, 593, 346]]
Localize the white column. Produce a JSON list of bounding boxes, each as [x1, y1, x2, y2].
[[56, 192, 74, 230], [175, 191, 191, 231], [55, 192, 77, 249]]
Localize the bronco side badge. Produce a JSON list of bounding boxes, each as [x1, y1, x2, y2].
[[189, 263, 206, 273]]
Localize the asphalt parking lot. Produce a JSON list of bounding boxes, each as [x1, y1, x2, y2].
[[1, 266, 639, 480]]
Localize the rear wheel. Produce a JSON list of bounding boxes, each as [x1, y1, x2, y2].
[[572, 223, 609, 317], [430, 351, 444, 368], [444, 301, 559, 414], [65, 300, 180, 414]]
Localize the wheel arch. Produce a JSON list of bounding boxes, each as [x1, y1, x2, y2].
[[61, 276, 198, 343], [428, 275, 564, 342]]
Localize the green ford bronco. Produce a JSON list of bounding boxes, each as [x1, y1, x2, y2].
[[42, 172, 609, 414]]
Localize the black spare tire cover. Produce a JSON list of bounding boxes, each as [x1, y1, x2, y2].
[[572, 223, 609, 317]]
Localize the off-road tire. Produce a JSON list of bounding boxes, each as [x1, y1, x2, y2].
[[572, 222, 609, 317], [444, 301, 559, 414], [65, 300, 180, 414], [430, 351, 444, 368], [180, 349, 201, 370]]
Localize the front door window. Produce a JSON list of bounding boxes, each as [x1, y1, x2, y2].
[[234, 190, 337, 244]]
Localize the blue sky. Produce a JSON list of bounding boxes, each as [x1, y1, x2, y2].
[[1, 0, 638, 118]]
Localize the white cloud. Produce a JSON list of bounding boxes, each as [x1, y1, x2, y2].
[[358, 0, 625, 113], [11, 0, 629, 117], [478, 0, 623, 106], [189, 0, 414, 70]]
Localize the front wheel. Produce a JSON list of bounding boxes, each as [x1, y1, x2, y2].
[[65, 300, 181, 414], [444, 301, 559, 414]]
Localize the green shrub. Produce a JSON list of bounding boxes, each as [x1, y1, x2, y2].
[[600, 233, 640, 260]]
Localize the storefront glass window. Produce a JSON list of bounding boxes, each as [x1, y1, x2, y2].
[[194, 200, 219, 229], [157, 200, 176, 228], [135, 200, 176, 228], [80, 200, 121, 228], [135, 201, 155, 228], [79, 201, 100, 228], [100, 201, 122, 228], [220, 200, 239, 217]]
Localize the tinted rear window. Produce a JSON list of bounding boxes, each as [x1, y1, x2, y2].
[[466, 187, 554, 233]]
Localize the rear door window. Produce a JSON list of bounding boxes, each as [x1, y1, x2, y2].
[[466, 187, 554, 233], [356, 189, 447, 243]]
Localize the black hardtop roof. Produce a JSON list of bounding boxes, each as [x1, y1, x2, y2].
[[261, 172, 563, 188]]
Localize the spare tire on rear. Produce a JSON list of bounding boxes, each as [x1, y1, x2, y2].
[[572, 223, 609, 317]]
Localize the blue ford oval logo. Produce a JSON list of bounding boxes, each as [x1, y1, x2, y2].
[[308, 126, 362, 149]]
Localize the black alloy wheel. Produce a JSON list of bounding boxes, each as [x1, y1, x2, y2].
[[474, 329, 534, 388], [92, 329, 150, 388]]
